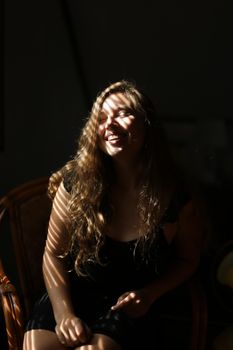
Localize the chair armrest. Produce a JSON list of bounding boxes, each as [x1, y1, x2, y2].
[[0, 259, 24, 350], [187, 272, 208, 350]]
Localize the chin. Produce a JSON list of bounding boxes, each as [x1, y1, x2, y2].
[[106, 147, 124, 158], [99, 141, 123, 156]]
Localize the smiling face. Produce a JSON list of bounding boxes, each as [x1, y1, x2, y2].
[[97, 92, 146, 160]]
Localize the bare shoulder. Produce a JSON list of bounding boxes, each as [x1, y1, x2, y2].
[[45, 181, 71, 256]]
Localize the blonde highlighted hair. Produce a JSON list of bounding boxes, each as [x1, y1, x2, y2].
[[48, 80, 178, 275]]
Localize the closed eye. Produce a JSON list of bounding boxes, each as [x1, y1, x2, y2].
[[116, 108, 132, 118], [98, 108, 133, 123]]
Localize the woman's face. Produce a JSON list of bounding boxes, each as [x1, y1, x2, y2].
[[97, 92, 146, 159]]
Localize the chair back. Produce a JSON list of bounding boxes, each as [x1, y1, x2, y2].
[[0, 177, 51, 320]]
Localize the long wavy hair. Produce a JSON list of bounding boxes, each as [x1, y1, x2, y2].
[[48, 80, 179, 275]]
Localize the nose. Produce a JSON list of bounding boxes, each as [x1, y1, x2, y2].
[[105, 114, 115, 128]]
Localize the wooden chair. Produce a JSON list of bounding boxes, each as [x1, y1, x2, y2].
[[0, 177, 51, 349], [0, 177, 208, 350]]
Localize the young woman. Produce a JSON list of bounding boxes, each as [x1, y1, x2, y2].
[[23, 80, 203, 350]]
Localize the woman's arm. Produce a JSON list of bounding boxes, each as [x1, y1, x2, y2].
[[111, 199, 204, 317], [43, 182, 91, 346], [43, 182, 73, 320], [144, 198, 203, 304]]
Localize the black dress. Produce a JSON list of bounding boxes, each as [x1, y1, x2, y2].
[[25, 187, 190, 349]]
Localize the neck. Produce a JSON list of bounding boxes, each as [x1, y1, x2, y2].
[[112, 156, 143, 190]]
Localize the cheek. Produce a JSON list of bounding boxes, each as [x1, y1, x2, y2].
[[130, 120, 145, 137], [118, 117, 133, 131], [98, 124, 105, 137], [131, 124, 146, 147]]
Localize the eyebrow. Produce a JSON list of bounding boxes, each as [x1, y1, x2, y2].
[[100, 106, 131, 115]]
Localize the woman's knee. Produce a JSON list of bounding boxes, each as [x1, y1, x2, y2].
[[23, 329, 66, 350], [76, 333, 122, 350]]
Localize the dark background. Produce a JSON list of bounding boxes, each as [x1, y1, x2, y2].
[[1, 1, 233, 349], [1, 0, 232, 194]]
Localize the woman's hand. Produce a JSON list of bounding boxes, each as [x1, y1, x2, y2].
[[55, 313, 92, 347], [111, 290, 152, 318]]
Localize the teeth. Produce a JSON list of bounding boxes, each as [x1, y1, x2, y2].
[[104, 133, 127, 141], [106, 134, 119, 141], [108, 135, 120, 141]]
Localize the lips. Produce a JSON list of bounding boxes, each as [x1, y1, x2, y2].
[[104, 133, 127, 142], [107, 135, 121, 141]]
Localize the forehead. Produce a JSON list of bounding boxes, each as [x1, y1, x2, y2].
[[101, 92, 132, 114]]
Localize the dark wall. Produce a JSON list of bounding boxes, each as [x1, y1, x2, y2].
[[1, 0, 232, 195], [1, 0, 88, 194]]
